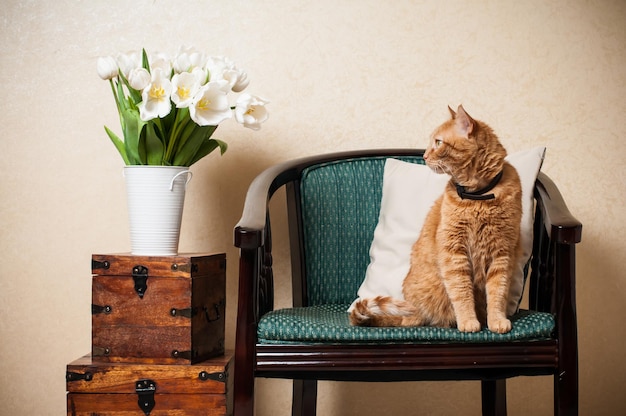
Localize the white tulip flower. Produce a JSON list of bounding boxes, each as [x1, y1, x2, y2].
[[116, 52, 141, 78], [189, 81, 232, 126], [96, 56, 118, 80], [235, 94, 269, 130], [171, 71, 202, 109], [226, 69, 250, 92], [139, 68, 172, 121], [173, 46, 206, 73], [205, 56, 248, 91], [149, 52, 172, 75], [128, 67, 151, 91], [205, 56, 231, 79]]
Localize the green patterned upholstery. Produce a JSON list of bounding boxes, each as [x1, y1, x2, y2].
[[300, 156, 424, 305], [258, 305, 555, 344], [260, 156, 555, 345]]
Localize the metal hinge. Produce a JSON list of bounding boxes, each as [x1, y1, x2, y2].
[[170, 307, 194, 318], [92, 259, 110, 270], [92, 304, 112, 315], [170, 262, 198, 274], [66, 371, 93, 382], [132, 265, 149, 298], [170, 349, 196, 360], [170, 301, 224, 322], [198, 370, 226, 383], [92, 346, 111, 357], [135, 379, 156, 415]]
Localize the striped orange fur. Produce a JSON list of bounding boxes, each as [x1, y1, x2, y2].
[[350, 106, 522, 333]]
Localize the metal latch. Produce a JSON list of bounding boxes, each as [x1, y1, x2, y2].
[[204, 300, 224, 323], [132, 265, 149, 298], [135, 379, 156, 415]]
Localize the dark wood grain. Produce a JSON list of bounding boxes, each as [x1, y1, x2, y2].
[[66, 354, 232, 415], [91, 253, 226, 364]]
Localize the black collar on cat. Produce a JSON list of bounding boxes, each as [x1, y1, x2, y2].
[[455, 170, 503, 200]]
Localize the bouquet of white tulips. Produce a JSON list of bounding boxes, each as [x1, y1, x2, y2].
[[97, 47, 269, 166]]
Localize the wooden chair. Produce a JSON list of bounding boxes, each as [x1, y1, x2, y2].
[[233, 149, 582, 416]]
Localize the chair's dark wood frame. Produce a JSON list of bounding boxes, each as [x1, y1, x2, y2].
[[233, 149, 582, 416]]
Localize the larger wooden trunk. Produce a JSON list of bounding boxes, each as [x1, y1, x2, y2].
[[66, 353, 232, 415], [91, 253, 226, 364]]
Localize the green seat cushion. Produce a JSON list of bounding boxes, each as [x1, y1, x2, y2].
[[257, 304, 554, 344]]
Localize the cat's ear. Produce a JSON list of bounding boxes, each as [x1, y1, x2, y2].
[[455, 105, 474, 137], [448, 105, 457, 119]]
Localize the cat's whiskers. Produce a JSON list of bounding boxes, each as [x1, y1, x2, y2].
[[428, 160, 448, 175]]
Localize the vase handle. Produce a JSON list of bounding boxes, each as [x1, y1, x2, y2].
[[169, 170, 193, 191]]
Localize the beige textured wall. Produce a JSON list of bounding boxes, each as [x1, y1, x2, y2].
[[1, 1, 624, 415]]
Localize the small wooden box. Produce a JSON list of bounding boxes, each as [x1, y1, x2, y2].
[[91, 253, 225, 364], [66, 353, 232, 415]]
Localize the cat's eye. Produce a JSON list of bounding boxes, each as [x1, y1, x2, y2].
[[434, 139, 443, 148]]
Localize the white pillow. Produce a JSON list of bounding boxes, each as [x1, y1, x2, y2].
[[349, 147, 546, 317]]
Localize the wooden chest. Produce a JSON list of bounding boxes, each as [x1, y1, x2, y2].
[[66, 353, 232, 415], [91, 253, 226, 364]]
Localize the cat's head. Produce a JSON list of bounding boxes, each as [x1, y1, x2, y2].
[[423, 105, 505, 182]]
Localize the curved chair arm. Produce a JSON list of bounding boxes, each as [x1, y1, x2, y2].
[[531, 171, 582, 314], [234, 158, 303, 249], [535, 172, 582, 245]]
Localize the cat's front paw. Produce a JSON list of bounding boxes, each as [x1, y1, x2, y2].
[[457, 318, 481, 333], [488, 317, 512, 334]]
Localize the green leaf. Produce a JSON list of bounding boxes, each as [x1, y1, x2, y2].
[[172, 125, 218, 166], [121, 107, 147, 164], [168, 108, 192, 150], [142, 48, 151, 72], [104, 126, 130, 165], [188, 138, 228, 166], [145, 123, 165, 165], [215, 139, 228, 155]]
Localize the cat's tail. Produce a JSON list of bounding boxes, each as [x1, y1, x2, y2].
[[349, 296, 417, 327]]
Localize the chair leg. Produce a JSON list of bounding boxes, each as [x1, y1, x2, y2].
[[481, 379, 507, 416], [554, 239, 579, 415], [232, 365, 254, 416], [555, 365, 578, 416], [292, 379, 318, 416]]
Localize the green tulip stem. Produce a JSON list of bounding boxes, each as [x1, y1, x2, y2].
[[163, 107, 191, 164]]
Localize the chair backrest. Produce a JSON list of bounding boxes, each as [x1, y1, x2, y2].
[[297, 155, 425, 305]]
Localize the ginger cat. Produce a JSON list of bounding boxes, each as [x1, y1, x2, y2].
[[351, 105, 522, 333]]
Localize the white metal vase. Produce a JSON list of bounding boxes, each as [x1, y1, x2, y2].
[[123, 166, 192, 256]]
